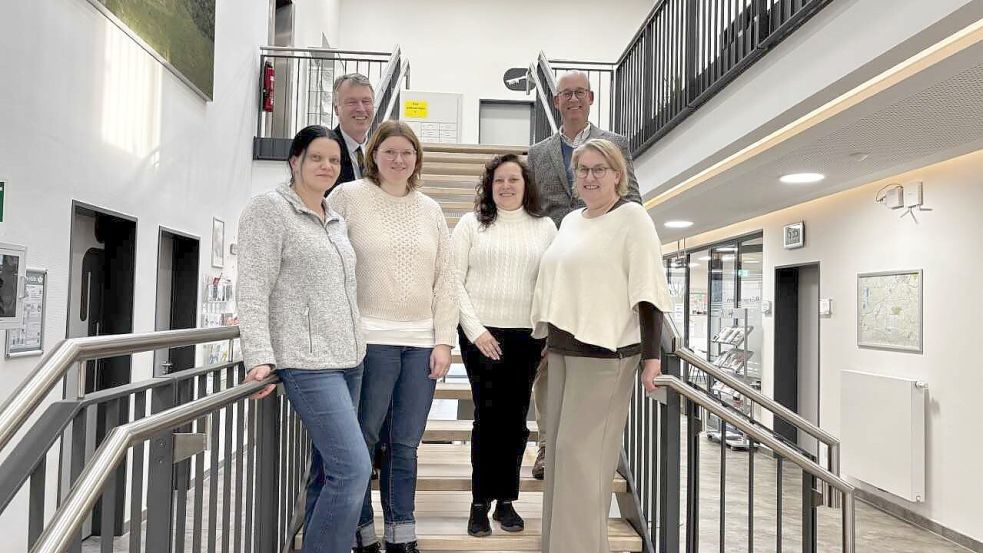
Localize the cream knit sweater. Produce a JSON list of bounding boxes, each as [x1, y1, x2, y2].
[[452, 209, 557, 342], [531, 202, 673, 351], [328, 179, 460, 347]]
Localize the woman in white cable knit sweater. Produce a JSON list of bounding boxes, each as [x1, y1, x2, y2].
[[328, 121, 459, 553], [451, 154, 556, 538]]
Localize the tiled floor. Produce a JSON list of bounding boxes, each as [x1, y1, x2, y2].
[[81, 391, 973, 553]]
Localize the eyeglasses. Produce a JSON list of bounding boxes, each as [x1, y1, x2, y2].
[[558, 88, 590, 100], [575, 165, 612, 180], [342, 98, 374, 108], [379, 149, 417, 161]]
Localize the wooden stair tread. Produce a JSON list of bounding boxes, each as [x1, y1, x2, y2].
[[423, 143, 529, 155], [423, 162, 486, 176], [424, 420, 538, 442], [435, 382, 472, 400]]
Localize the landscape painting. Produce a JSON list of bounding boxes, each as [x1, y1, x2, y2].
[[95, 0, 215, 98]]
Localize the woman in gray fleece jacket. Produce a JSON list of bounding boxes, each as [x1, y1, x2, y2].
[[238, 125, 369, 553]]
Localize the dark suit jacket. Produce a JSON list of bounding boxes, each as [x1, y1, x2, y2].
[[330, 125, 358, 191], [527, 126, 642, 228]]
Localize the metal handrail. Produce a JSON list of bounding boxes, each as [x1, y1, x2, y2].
[[29, 375, 278, 553], [0, 326, 240, 457], [380, 59, 411, 124], [527, 63, 558, 134], [662, 315, 841, 478], [651, 374, 855, 553], [372, 45, 403, 119], [259, 46, 392, 57]]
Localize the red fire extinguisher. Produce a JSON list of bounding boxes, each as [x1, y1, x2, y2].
[[262, 61, 275, 112]]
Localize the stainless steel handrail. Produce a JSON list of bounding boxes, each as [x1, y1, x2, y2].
[[380, 59, 410, 124], [527, 63, 559, 134], [372, 45, 403, 118], [652, 374, 855, 553], [662, 315, 841, 478], [29, 375, 278, 553], [0, 327, 240, 456], [259, 46, 393, 57]]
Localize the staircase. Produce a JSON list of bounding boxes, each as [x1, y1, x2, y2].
[[315, 143, 645, 552]]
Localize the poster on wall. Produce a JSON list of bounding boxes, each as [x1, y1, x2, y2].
[[211, 217, 224, 269], [6, 269, 46, 358], [857, 270, 923, 353], [88, 0, 216, 99]]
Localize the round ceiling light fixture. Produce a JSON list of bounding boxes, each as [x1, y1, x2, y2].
[[780, 172, 825, 184]]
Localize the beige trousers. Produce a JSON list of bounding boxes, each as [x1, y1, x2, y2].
[[541, 353, 639, 553], [533, 360, 548, 449]]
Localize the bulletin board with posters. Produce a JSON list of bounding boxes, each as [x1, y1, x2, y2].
[[5, 268, 46, 358]]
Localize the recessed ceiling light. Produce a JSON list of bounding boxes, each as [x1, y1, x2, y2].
[[780, 172, 825, 184], [664, 220, 694, 229]]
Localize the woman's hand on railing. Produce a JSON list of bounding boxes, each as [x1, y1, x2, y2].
[[641, 358, 662, 394], [429, 345, 452, 380], [244, 364, 277, 399], [474, 331, 502, 361]]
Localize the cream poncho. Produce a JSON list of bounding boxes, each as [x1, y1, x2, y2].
[[530, 202, 673, 351]]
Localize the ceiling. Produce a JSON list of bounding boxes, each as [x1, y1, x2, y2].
[[649, 35, 983, 243]]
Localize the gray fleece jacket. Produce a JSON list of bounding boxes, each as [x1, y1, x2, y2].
[[236, 184, 365, 371]]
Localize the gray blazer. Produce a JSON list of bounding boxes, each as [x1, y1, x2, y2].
[[527, 126, 642, 228], [237, 184, 366, 372]]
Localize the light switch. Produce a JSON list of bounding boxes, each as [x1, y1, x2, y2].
[[819, 298, 832, 317]]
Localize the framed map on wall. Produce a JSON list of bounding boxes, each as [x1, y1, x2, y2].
[[857, 270, 923, 353], [87, 0, 216, 99]]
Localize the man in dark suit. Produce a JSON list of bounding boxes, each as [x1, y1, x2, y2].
[[329, 73, 375, 190], [526, 70, 643, 479]]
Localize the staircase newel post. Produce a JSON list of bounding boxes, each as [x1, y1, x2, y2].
[[254, 392, 282, 551], [658, 352, 682, 553]]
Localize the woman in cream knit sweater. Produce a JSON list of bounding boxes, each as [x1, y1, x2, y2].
[[530, 138, 673, 553], [328, 121, 459, 553], [452, 154, 556, 537]]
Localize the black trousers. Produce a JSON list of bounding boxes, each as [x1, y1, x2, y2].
[[458, 326, 543, 503]]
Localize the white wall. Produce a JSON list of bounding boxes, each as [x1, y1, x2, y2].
[[293, 0, 341, 48], [0, 0, 267, 549], [336, 0, 653, 143], [635, 0, 983, 196], [662, 149, 983, 542]]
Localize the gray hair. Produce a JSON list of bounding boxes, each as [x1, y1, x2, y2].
[[556, 70, 592, 92], [332, 73, 374, 105]]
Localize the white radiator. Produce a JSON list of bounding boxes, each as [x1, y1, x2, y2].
[[841, 370, 927, 502]]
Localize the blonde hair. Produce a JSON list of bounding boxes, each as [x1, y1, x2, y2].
[[364, 121, 424, 190], [571, 138, 629, 197]]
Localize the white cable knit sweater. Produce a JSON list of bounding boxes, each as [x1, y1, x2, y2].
[[451, 208, 557, 342], [328, 179, 460, 347]]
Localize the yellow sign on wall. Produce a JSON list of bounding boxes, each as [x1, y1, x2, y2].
[[404, 100, 429, 119]]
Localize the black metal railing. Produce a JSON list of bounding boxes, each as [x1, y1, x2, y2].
[[0, 328, 307, 553], [533, 0, 832, 155], [253, 46, 409, 160], [621, 315, 855, 553]]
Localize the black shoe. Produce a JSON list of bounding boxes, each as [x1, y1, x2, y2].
[[468, 502, 492, 537], [352, 543, 381, 553], [493, 500, 524, 532], [383, 541, 420, 553]]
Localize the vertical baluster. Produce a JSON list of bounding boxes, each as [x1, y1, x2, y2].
[[776, 457, 784, 553], [233, 366, 246, 553], [244, 393, 257, 553], [68, 407, 87, 553], [208, 371, 221, 553], [100, 399, 121, 553], [802, 468, 817, 553], [174, 378, 194, 553], [147, 382, 177, 553], [222, 370, 235, 553], [685, 384, 701, 553], [129, 391, 147, 553], [193, 375, 208, 553], [719, 416, 726, 553], [745, 438, 754, 553], [28, 457, 46, 548]]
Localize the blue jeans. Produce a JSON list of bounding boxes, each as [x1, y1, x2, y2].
[[279, 366, 370, 553], [355, 345, 436, 546]]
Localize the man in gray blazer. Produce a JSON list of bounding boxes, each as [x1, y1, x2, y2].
[[527, 70, 643, 479], [527, 71, 642, 230]]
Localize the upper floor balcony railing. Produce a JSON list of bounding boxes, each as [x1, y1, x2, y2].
[[531, 0, 832, 153]]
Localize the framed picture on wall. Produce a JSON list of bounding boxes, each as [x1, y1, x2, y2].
[[857, 270, 923, 353], [783, 222, 805, 249], [211, 218, 224, 269], [5, 268, 46, 358]]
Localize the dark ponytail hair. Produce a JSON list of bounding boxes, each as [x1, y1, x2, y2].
[[287, 125, 339, 184], [475, 154, 545, 227]]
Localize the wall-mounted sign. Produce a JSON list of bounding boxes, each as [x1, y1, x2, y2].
[[404, 100, 429, 119], [6, 268, 46, 357], [503, 68, 528, 91]]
